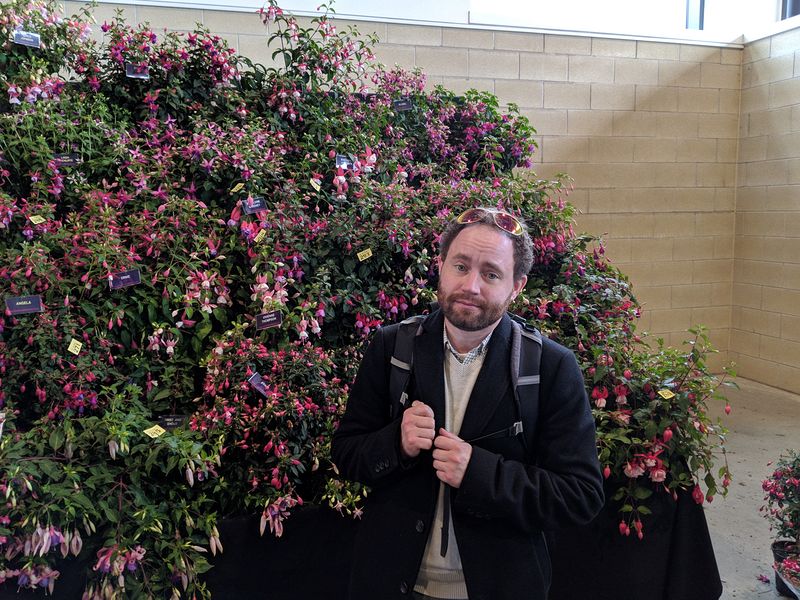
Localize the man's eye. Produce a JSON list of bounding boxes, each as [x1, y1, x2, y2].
[[455, 264, 466, 272], [486, 272, 499, 280]]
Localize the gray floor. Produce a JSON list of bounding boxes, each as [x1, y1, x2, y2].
[[705, 378, 800, 599]]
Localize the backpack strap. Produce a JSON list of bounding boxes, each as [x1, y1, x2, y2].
[[510, 318, 543, 457], [388, 314, 426, 419]]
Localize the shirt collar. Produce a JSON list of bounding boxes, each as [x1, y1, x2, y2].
[[443, 325, 492, 365]]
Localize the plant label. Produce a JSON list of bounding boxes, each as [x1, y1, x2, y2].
[[335, 154, 353, 170], [0, 412, 5, 440], [253, 229, 266, 244], [393, 96, 413, 111], [29, 215, 46, 225], [310, 178, 321, 192], [125, 63, 150, 80], [5, 295, 43, 315], [241, 196, 267, 214], [109, 269, 141, 290], [255, 310, 282, 330], [143, 424, 167, 438], [13, 30, 41, 48], [53, 153, 83, 167], [67, 338, 83, 355], [157, 415, 187, 430], [230, 182, 245, 193], [248, 372, 270, 397], [357, 248, 373, 262], [658, 389, 675, 400]]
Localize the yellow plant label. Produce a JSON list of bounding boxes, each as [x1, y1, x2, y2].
[[230, 182, 245, 193], [658, 389, 675, 400], [67, 339, 83, 355], [310, 179, 321, 192], [254, 229, 266, 244], [357, 248, 373, 262], [144, 425, 166, 439], [29, 215, 46, 225]]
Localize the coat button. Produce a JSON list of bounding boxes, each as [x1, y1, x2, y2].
[[415, 519, 425, 533], [400, 581, 409, 594]]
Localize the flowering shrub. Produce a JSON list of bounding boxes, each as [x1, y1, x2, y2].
[[762, 450, 800, 545], [777, 554, 800, 589], [0, 0, 735, 596]]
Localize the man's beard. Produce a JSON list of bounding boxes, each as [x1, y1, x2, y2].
[[437, 288, 513, 332]]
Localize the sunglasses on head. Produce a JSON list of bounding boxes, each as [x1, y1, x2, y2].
[[456, 208, 524, 236]]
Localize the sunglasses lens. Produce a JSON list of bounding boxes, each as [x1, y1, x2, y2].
[[457, 208, 485, 224], [494, 213, 522, 235]]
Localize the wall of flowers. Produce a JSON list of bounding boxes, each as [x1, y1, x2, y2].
[[0, 1, 734, 598]]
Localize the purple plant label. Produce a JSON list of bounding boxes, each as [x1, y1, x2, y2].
[[53, 153, 83, 167], [125, 63, 150, 80], [0, 412, 5, 439], [248, 372, 270, 397], [255, 311, 282, 330], [109, 269, 141, 290], [241, 196, 267, 215], [13, 30, 41, 48], [335, 154, 353, 170], [157, 415, 187, 430], [393, 97, 413, 111], [5, 295, 43, 315]]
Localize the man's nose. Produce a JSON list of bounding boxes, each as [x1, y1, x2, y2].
[[461, 270, 481, 294]]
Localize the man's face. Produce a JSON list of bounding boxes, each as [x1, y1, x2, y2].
[[437, 224, 527, 333]]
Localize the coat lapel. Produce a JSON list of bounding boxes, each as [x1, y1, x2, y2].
[[413, 309, 446, 430], [457, 315, 513, 441]]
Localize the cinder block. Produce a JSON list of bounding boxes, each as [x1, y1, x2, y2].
[[678, 88, 720, 113], [700, 63, 741, 89], [698, 163, 735, 187], [653, 163, 698, 187], [416, 47, 468, 77], [239, 34, 277, 66], [673, 236, 715, 260], [569, 56, 614, 83], [521, 109, 567, 135], [690, 307, 731, 329], [543, 82, 591, 109], [202, 10, 265, 35], [601, 238, 632, 263], [545, 34, 591, 55], [632, 286, 672, 310], [592, 39, 636, 58], [610, 213, 656, 238], [495, 80, 542, 108], [591, 83, 635, 110], [373, 44, 415, 69], [743, 38, 771, 64], [649, 308, 694, 332], [771, 27, 800, 57], [789, 158, 800, 184], [748, 106, 792, 136], [576, 213, 612, 235], [692, 259, 733, 283], [781, 314, 800, 342], [766, 185, 800, 211], [330, 19, 387, 41], [588, 188, 632, 213], [675, 138, 717, 163], [680, 45, 721, 63], [721, 48, 742, 65], [744, 159, 789, 186], [443, 28, 493, 49], [589, 137, 634, 162], [387, 24, 441, 46], [469, 50, 519, 79], [633, 139, 677, 162], [628, 238, 674, 261], [783, 263, 800, 289], [659, 62, 701, 87], [657, 113, 699, 139], [741, 85, 770, 113], [769, 77, 800, 108], [739, 307, 782, 336], [738, 136, 768, 163], [698, 113, 739, 138], [735, 259, 785, 287], [784, 212, 800, 236], [697, 212, 734, 235], [747, 54, 794, 86], [567, 110, 613, 135], [767, 132, 800, 160], [542, 136, 590, 162], [637, 41, 679, 61], [136, 5, 203, 29], [520, 54, 568, 81], [718, 89, 741, 115], [443, 77, 495, 95], [716, 139, 738, 163], [635, 85, 678, 112], [732, 282, 763, 309], [495, 32, 543, 52], [763, 287, 800, 316], [760, 336, 800, 367], [714, 189, 736, 212], [614, 57, 659, 85], [612, 111, 657, 136]]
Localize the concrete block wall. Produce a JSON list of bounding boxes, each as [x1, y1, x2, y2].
[[64, 2, 746, 372], [733, 28, 800, 394]]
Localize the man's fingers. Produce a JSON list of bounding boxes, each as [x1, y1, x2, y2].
[[410, 401, 434, 418]]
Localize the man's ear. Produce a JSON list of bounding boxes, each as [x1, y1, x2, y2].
[[436, 255, 443, 271], [512, 275, 527, 300]]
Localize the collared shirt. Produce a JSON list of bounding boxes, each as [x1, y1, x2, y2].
[[442, 327, 492, 366]]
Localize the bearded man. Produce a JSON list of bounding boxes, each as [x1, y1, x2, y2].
[[332, 208, 603, 600]]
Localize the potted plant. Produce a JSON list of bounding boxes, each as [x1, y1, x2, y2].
[[762, 449, 800, 598]]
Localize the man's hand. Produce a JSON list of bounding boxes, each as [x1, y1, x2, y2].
[[400, 401, 435, 458], [432, 429, 472, 488]]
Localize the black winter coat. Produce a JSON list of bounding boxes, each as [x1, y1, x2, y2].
[[331, 310, 604, 600]]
